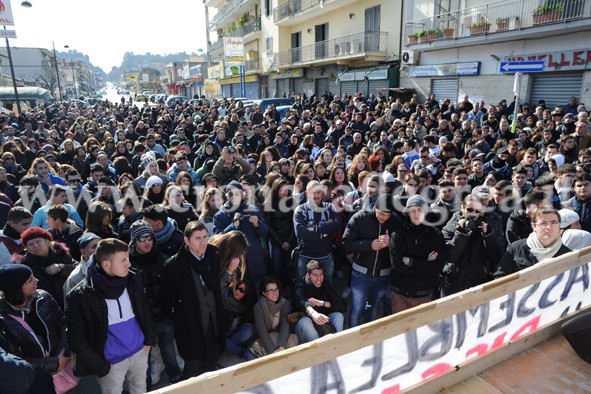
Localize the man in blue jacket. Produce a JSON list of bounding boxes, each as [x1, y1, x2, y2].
[[294, 180, 340, 284]]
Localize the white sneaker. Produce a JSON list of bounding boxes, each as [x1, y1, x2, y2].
[[174, 341, 185, 371]]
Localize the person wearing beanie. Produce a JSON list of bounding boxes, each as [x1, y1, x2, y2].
[[144, 175, 165, 204], [134, 153, 168, 191], [0, 264, 68, 394], [0, 207, 33, 264], [63, 232, 102, 306], [21, 226, 76, 310], [128, 220, 182, 385], [66, 238, 156, 392], [389, 194, 446, 313], [141, 204, 184, 261]]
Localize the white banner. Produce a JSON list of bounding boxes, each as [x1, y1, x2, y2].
[[224, 36, 244, 66], [246, 263, 590, 393]]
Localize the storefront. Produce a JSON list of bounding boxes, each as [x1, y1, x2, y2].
[[271, 68, 304, 98], [338, 65, 398, 98], [220, 75, 259, 99]]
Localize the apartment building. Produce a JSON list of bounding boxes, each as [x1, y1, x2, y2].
[[206, 0, 403, 99], [401, 0, 591, 107]]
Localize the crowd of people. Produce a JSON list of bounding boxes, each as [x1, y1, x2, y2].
[[0, 90, 590, 393]]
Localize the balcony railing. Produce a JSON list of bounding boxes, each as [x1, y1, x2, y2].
[[245, 58, 260, 72], [233, 17, 261, 37], [210, 0, 246, 28], [273, 0, 324, 23], [208, 39, 224, 53], [405, 0, 588, 46], [274, 31, 387, 68]]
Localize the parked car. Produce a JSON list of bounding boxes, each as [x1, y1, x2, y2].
[[253, 97, 295, 113], [166, 95, 189, 107], [276, 105, 293, 122]]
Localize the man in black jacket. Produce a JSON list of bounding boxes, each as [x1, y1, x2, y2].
[[342, 194, 402, 327], [159, 220, 225, 379], [389, 195, 446, 313], [294, 260, 346, 343], [65, 238, 156, 394]]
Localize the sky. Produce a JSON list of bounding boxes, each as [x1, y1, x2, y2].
[[8, 0, 210, 73]]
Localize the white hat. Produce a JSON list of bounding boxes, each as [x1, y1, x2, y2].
[[558, 209, 580, 229], [146, 175, 163, 189]]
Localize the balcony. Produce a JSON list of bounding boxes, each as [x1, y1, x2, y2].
[[208, 39, 224, 54], [274, 31, 388, 69], [245, 58, 260, 72], [233, 16, 261, 38], [405, 0, 589, 47], [209, 0, 257, 29], [273, 0, 357, 26]]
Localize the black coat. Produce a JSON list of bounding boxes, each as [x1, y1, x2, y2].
[[506, 209, 532, 244], [389, 220, 446, 297], [0, 290, 66, 377], [295, 276, 347, 314], [160, 244, 226, 360], [65, 269, 157, 377], [342, 210, 402, 277], [441, 212, 503, 294], [494, 239, 571, 278]]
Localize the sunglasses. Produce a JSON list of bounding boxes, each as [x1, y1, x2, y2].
[[68, 179, 81, 184], [137, 235, 154, 242], [236, 287, 247, 293], [465, 208, 481, 213]]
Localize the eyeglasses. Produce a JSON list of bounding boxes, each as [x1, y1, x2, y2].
[[137, 235, 154, 242], [264, 287, 279, 293], [536, 221, 559, 228], [236, 287, 247, 293], [68, 179, 81, 184], [465, 208, 481, 213]]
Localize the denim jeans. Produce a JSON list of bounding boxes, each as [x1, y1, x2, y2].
[[153, 319, 181, 380], [297, 254, 334, 285], [269, 240, 291, 286], [226, 323, 256, 354], [295, 312, 344, 343], [349, 270, 389, 327]]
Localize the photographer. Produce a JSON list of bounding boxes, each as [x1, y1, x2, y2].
[[441, 195, 503, 297], [212, 146, 251, 186]]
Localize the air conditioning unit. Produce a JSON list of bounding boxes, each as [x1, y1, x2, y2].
[[334, 44, 342, 56], [401, 50, 419, 65], [347, 40, 361, 54]]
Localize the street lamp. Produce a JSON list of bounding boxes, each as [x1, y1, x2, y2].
[[52, 41, 63, 102]]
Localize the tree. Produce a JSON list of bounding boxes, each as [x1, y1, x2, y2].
[[37, 63, 58, 97]]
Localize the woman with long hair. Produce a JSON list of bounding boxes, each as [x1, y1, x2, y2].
[[221, 279, 256, 358], [1, 152, 26, 182], [209, 230, 248, 286], [347, 154, 369, 189], [163, 184, 199, 232], [175, 171, 199, 208], [264, 178, 296, 286], [58, 139, 77, 165], [199, 187, 223, 237], [85, 201, 118, 239]]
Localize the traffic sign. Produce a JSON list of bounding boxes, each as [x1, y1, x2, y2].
[[500, 61, 545, 73], [0, 29, 16, 38]]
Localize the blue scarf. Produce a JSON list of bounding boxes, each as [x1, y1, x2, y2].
[[154, 218, 177, 244]]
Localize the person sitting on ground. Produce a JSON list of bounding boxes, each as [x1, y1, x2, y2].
[[294, 260, 346, 343]]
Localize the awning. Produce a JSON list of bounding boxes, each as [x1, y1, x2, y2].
[[0, 87, 52, 100]]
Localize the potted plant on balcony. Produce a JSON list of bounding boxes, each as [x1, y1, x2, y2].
[[533, 1, 564, 24], [470, 20, 492, 34], [442, 27, 455, 38], [496, 17, 510, 31], [408, 32, 419, 45], [238, 12, 252, 27], [417, 30, 429, 43]]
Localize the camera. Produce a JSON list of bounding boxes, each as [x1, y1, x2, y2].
[[464, 214, 480, 232], [228, 146, 236, 154]]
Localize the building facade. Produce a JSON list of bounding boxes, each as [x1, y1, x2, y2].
[[401, 0, 591, 108]]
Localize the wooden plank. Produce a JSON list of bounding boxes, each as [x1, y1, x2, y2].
[[440, 375, 502, 393], [478, 335, 591, 393], [152, 248, 591, 394]]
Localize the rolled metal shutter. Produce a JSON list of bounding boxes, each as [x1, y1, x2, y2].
[[276, 79, 289, 98], [368, 79, 390, 97], [244, 82, 258, 99], [530, 73, 583, 108], [292, 77, 303, 96], [340, 81, 357, 97], [430, 78, 458, 104], [315, 78, 330, 97], [222, 84, 232, 97], [356, 80, 368, 97]]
